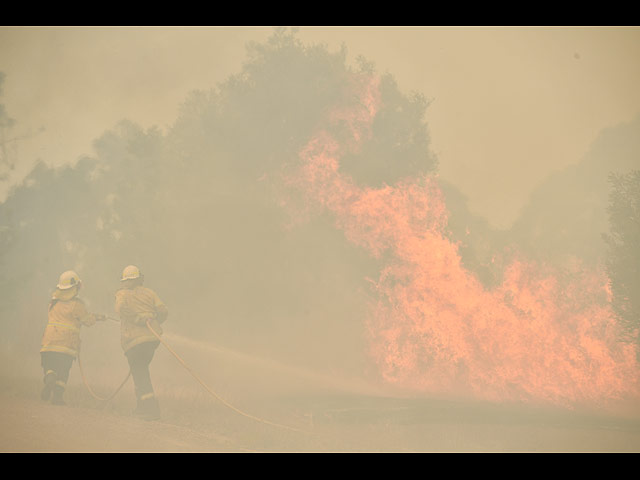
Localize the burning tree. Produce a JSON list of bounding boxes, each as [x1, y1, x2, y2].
[[1, 29, 638, 406], [0, 29, 441, 373], [285, 70, 639, 407]]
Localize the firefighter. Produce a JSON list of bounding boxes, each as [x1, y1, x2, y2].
[[40, 270, 106, 405], [115, 265, 168, 421]]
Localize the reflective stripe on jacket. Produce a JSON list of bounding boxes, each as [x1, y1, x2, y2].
[[40, 295, 96, 357], [115, 285, 168, 353]]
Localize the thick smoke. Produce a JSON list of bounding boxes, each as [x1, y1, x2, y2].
[[0, 30, 639, 412]]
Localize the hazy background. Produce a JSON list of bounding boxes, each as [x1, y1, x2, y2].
[[1, 26, 639, 411], [2, 26, 640, 228]]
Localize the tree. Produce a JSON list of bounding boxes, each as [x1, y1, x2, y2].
[[0, 29, 440, 373], [508, 115, 640, 267], [604, 170, 640, 345], [0, 71, 44, 185], [0, 72, 17, 180]]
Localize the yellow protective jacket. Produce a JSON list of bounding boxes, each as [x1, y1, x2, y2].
[[40, 288, 97, 358], [115, 285, 168, 353]]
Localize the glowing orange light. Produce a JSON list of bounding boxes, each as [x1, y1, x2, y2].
[[283, 73, 640, 408]]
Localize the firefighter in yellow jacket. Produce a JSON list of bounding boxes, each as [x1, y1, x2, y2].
[[40, 270, 106, 405], [115, 265, 168, 420]]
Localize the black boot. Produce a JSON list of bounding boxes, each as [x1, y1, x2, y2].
[[51, 384, 66, 406], [135, 393, 160, 421], [41, 370, 56, 401]]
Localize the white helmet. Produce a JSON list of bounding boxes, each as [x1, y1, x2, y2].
[[57, 270, 81, 290], [121, 265, 142, 282]]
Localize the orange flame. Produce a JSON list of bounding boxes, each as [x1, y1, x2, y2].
[[282, 73, 640, 408]]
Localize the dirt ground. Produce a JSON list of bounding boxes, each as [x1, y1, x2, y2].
[[4, 335, 640, 453]]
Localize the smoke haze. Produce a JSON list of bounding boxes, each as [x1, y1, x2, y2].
[[1, 26, 640, 451]]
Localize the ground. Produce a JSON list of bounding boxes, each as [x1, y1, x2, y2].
[[3, 334, 640, 453]]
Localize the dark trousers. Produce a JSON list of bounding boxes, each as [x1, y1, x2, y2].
[[125, 341, 159, 400], [41, 351, 74, 384]]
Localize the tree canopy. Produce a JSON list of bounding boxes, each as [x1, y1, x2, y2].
[[2, 28, 638, 377], [0, 29, 438, 372], [604, 170, 640, 344]]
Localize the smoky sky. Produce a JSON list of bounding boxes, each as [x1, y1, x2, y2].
[[1, 26, 640, 228]]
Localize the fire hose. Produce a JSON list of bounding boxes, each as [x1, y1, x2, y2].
[[78, 356, 131, 405], [144, 319, 309, 435], [78, 315, 131, 407], [78, 314, 309, 434]]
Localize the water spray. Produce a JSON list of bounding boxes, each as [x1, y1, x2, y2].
[[79, 315, 309, 434], [144, 319, 310, 435]]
